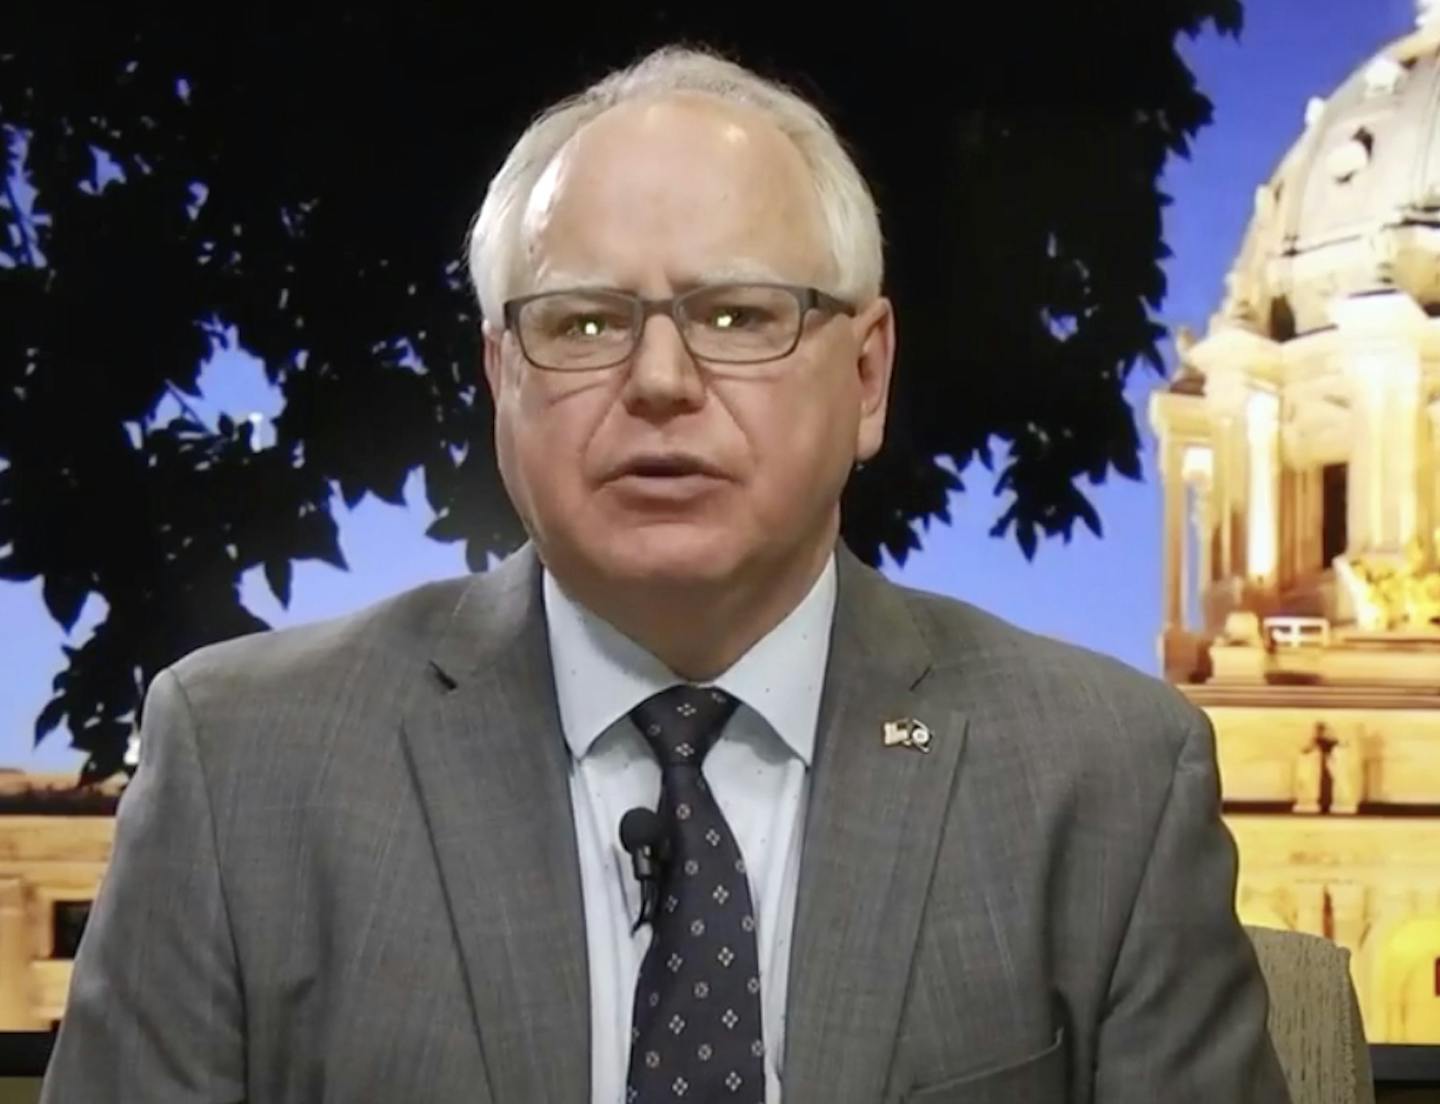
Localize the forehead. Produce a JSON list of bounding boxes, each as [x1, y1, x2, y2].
[[520, 93, 831, 291]]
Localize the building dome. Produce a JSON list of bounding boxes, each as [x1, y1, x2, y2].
[[1221, 8, 1440, 338]]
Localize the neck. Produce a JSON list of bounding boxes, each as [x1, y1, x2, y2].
[[552, 523, 838, 682]]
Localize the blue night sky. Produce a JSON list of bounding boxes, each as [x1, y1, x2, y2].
[[0, 0, 1419, 771]]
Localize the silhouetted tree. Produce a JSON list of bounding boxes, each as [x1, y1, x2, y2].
[[0, 1, 1242, 783]]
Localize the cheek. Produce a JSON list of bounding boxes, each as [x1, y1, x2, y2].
[[739, 375, 856, 500], [505, 377, 605, 495], [491, 403, 529, 517]]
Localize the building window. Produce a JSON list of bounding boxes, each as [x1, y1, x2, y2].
[[52, 901, 91, 959], [1322, 463, 1348, 568]]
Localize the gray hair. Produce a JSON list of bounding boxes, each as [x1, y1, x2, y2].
[[465, 45, 885, 328]]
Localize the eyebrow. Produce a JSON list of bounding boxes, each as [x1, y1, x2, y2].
[[526, 260, 792, 297]]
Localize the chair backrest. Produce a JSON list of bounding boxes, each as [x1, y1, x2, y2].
[[1245, 925, 1375, 1104]]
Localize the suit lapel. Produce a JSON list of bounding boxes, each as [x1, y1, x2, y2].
[[783, 542, 969, 1104], [396, 538, 965, 1104], [399, 544, 590, 1104]]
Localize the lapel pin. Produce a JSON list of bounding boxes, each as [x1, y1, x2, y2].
[[883, 718, 933, 754]]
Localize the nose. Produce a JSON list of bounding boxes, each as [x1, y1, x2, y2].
[[620, 309, 706, 416]]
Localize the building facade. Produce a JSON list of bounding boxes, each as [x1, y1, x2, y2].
[[0, 771, 120, 1030], [1151, 3, 1440, 1044]]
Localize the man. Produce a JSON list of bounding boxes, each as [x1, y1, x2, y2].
[[41, 45, 1290, 1104]]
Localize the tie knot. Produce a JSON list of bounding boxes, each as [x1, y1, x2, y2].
[[629, 684, 739, 767]]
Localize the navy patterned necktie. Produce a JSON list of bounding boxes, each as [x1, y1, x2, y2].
[[625, 684, 765, 1104]]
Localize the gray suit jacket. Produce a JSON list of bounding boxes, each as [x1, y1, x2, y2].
[[41, 540, 1290, 1103]]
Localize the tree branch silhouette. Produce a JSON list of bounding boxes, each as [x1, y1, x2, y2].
[[0, 1, 1242, 783]]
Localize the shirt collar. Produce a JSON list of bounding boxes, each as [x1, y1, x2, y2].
[[542, 554, 837, 767]]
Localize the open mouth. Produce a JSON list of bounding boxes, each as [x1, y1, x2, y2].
[[625, 459, 708, 478]]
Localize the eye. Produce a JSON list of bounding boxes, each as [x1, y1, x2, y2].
[[695, 293, 783, 331], [707, 304, 763, 330], [528, 295, 632, 341], [562, 313, 611, 338]]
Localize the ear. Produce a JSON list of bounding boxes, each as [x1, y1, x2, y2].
[[853, 296, 896, 463], [482, 320, 505, 405]]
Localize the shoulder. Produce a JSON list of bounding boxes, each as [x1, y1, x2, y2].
[[156, 574, 474, 730], [891, 579, 1208, 769]]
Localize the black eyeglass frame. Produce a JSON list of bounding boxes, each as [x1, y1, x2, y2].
[[501, 282, 857, 370]]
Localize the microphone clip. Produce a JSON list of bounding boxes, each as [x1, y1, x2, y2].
[[619, 807, 671, 932]]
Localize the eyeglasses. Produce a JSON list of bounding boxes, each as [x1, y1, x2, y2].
[[502, 282, 856, 371]]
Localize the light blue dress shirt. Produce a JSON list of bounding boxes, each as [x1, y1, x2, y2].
[[541, 554, 837, 1104]]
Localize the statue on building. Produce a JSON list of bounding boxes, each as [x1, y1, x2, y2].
[[1329, 734, 1365, 814], [1336, 533, 1440, 632], [1335, 555, 1394, 631], [1292, 724, 1359, 815], [1293, 739, 1324, 814]]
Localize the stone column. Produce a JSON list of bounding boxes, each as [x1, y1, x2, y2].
[[1193, 481, 1214, 600], [1206, 370, 1252, 584], [0, 877, 41, 1030], [1366, 886, 1416, 1040], [1331, 292, 1428, 559], [1425, 401, 1440, 564], [1329, 882, 1368, 962], [1246, 389, 1282, 585], [1160, 437, 1185, 630], [1189, 329, 1284, 592], [1182, 447, 1214, 628], [1328, 885, 1369, 1032], [1293, 882, 1329, 938], [1299, 467, 1321, 578]]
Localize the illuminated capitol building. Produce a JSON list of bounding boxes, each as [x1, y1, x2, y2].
[[3, 0, 1440, 1048], [1151, 0, 1440, 1044]]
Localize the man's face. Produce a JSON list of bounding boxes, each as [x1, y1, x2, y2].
[[484, 93, 893, 596]]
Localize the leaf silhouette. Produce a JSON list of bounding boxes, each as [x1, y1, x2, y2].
[[0, 1, 1240, 782], [264, 558, 293, 608]]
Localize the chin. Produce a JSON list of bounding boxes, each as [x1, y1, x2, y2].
[[589, 525, 746, 587]]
